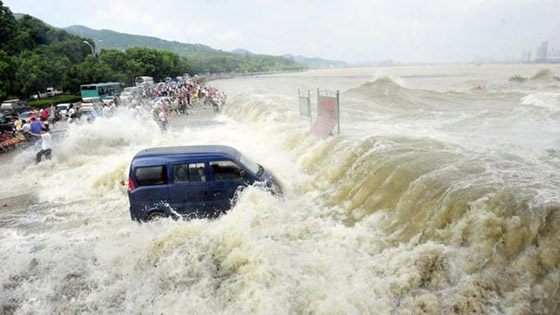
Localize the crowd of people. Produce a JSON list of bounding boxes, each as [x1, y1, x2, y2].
[[0, 76, 227, 161], [126, 78, 227, 131], [141, 79, 226, 110], [1, 107, 54, 162]]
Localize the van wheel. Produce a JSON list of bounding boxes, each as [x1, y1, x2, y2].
[[146, 211, 167, 221]]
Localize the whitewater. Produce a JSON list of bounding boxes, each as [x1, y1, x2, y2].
[[0, 64, 559, 314]]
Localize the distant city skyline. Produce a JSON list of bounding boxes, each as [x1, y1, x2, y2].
[[3, 0, 560, 64], [517, 41, 560, 64]]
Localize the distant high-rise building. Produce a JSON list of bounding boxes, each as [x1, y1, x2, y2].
[[521, 51, 532, 63], [551, 47, 560, 63], [536, 41, 549, 63]]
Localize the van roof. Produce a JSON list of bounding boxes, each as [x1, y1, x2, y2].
[[134, 145, 239, 160]]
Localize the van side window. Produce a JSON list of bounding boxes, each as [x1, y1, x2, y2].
[[210, 161, 244, 182], [135, 165, 166, 186], [190, 163, 206, 182], [173, 163, 206, 183]]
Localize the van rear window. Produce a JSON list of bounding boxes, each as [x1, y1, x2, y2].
[[135, 165, 167, 186]]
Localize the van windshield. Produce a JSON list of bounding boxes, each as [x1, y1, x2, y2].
[[239, 154, 262, 176]]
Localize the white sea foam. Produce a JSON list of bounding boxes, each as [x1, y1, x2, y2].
[[1, 65, 560, 314], [521, 91, 560, 109]]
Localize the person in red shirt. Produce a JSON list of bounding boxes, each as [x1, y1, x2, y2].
[[40, 108, 49, 121]]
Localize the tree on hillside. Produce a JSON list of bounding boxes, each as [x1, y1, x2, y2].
[[63, 55, 115, 93], [47, 38, 91, 64], [0, 0, 18, 53], [123, 59, 148, 86], [17, 15, 50, 48], [125, 47, 160, 80], [14, 49, 71, 97], [1, 0, 301, 101], [0, 50, 13, 99]]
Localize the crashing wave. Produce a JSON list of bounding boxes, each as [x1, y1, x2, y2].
[[509, 75, 528, 83], [531, 69, 554, 81]]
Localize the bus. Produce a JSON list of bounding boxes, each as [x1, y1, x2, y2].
[[80, 82, 122, 102], [135, 76, 154, 87]]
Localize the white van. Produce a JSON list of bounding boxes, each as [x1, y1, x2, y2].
[[135, 76, 154, 87]]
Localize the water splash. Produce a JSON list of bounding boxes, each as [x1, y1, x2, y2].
[[2, 66, 560, 314]]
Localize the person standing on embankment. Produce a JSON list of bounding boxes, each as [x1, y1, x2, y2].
[[31, 126, 52, 164]]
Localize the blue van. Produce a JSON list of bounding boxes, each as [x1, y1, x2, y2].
[[127, 145, 281, 221]]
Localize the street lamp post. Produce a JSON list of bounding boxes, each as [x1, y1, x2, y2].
[[83, 40, 103, 57]]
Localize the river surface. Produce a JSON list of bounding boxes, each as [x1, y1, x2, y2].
[[1, 65, 559, 314]]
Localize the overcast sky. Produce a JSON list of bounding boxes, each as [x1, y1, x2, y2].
[[4, 0, 560, 64]]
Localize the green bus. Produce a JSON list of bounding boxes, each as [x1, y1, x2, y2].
[[80, 82, 122, 101]]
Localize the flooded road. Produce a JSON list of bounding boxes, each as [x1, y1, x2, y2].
[[1, 65, 560, 314]]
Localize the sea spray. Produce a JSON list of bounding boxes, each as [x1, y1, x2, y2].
[[1, 65, 559, 314]]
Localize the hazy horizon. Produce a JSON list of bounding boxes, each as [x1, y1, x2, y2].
[[3, 0, 560, 64]]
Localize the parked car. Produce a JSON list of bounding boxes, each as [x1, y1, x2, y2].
[[46, 87, 63, 97], [29, 93, 48, 100], [0, 99, 30, 114], [123, 86, 138, 94], [101, 96, 119, 106], [56, 103, 70, 117], [17, 111, 32, 122], [127, 145, 282, 221], [120, 92, 134, 104], [79, 98, 102, 113]]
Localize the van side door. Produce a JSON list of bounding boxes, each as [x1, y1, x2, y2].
[[208, 160, 251, 213], [129, 164, 170, 219], [168, 162, 210, 217]]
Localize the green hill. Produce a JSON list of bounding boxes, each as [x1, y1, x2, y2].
[[230, 49, 349, 69], [1, 3, 302, 101], [64, 25, 349, 70], [64, 25, 304, 73], [283, 54, 349, 69], [65, 25, 219, 57]]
